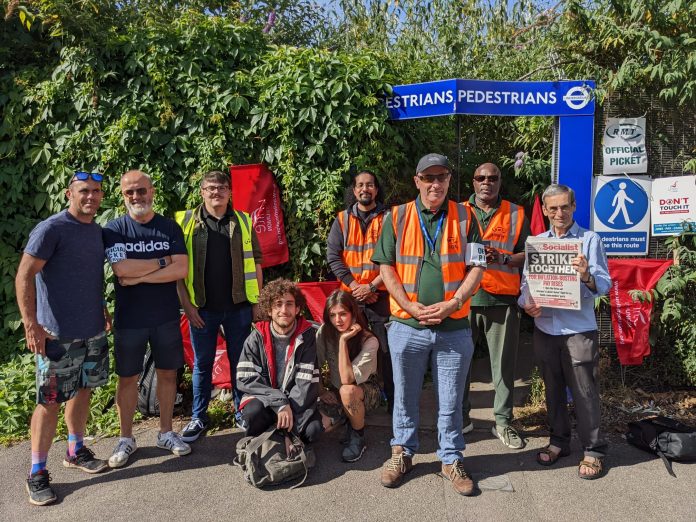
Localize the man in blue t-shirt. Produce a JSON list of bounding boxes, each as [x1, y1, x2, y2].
[[16, 172, 110, 506], [103, 170, 189, 467]]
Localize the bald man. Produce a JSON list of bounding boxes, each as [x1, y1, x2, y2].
[[103, 170, 191, 466], [462, 163, 531, 449]]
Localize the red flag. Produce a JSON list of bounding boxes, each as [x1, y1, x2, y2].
[[181, 314, 232, 389], [230, 164, 289, 268], [296, 281, 341, 322], [608, 259, 673, 365], [530, 194, 546, 235]]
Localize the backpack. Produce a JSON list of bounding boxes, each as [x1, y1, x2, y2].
[[137, 349, 183, 417], [233, 426, 314, 489], [625, 416, 696, 477]]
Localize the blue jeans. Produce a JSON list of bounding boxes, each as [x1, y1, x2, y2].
[[388, 321, 474, 464], [189, 306, 252, 422]]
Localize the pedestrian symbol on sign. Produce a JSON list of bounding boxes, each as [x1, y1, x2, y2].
[[594, 178, 649, 231]]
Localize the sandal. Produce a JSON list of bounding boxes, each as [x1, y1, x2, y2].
[[536, 445, 570, 466], [578, 458, 606, 480]]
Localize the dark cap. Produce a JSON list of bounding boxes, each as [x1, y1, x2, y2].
[[416, 153, 451, 174]]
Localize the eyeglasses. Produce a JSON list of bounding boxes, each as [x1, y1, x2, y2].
[[201, 185, 230, 193], [417, 173, 450, 184], [123, 187, 149, 197], [355, 182, 376, 190], [473, 175, 500, 183], [71, 171, 103, 183]]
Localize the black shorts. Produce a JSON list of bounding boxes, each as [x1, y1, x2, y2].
[[114, 319, 183, 377]]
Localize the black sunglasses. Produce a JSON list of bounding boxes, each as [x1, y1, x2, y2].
[[71, 171, 104, 183]]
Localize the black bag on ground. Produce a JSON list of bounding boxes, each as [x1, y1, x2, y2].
[[233, 426, 314, 489], [137, 348, 183, 417], [625, 416, 696, 477]]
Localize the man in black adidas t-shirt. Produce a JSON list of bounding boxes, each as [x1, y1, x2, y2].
[[103, 170, 190, 467]]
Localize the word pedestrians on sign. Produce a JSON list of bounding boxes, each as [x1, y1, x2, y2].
[[651, 175, 696, 236], [524, 237, 582, 310], [384, 79, 595, 119], [602, 118, 648, 174], [592, 176, 651, 255]]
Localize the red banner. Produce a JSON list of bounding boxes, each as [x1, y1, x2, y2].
[[296, 281, 341, 323], [608, 259, 673, 365], [230, 164, 289, 268]]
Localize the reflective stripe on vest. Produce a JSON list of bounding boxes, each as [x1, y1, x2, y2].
[[337, 209, 386, 292], [175, 208, 260, 306], [464, 199, 524, 296], [391, 200, 471, 320]]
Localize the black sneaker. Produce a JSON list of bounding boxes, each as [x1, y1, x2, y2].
[[63, 446, 108, 474], [181, 418, 208, 443], [342, 428, 366, 462], [26, 470, 56, 506]]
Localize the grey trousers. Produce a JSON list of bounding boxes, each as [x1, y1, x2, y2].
[[462, 305, 520, 427], [533, 327, 608, 458]]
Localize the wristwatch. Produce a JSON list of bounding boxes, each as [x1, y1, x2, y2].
[[501, 254, 511, 265], [451, 296, 463, 310], [157, 257, 167, 269], [582, 274, 595, 286], [368, 282, 377, 293]]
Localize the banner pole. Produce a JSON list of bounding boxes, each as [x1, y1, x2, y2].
[[456, 115, 462, 201]]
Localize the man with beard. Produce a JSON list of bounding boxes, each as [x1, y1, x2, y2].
[[17, 171, 109, 505], [103, 170, 190, 467], [461, 163, 530, 449], [175, 170, 263, 442], [236, 279, 321, 453], [326, 169, 393, 413]]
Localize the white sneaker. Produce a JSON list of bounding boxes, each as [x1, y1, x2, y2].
[[156, 431, 191, 456], [462, 422, 474, 434], [108, 437, 137, 468]]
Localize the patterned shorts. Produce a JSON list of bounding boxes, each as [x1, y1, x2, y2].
[[35, 331, 109, 405], [326, 375, 383, 414]]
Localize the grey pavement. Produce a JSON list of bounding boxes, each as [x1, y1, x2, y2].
[[2, 339, 695, 521]]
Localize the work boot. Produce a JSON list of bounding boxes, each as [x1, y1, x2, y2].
[[380, 445, 413, 488], [442, 460, 475, 496]]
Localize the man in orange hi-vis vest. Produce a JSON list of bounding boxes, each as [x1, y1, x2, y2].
[[372, 153, 486, 496], [327, 170, 393, 412], [462, 163, 531, 450]]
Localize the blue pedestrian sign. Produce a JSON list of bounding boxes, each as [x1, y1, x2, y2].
[[592, 176, 652, 255]]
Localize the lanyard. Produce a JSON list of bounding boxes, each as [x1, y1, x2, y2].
[[416, 209, 445, 256]]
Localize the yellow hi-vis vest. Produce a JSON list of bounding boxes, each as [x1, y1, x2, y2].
[[175, 208, 259, 306]]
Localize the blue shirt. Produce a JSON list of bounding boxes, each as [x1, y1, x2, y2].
[[518, 221, 611, 336]]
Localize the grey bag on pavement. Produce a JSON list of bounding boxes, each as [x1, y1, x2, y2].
[[233, 426, 313, 489]]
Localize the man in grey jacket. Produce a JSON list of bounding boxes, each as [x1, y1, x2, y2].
[[236, 278, 321, 444]]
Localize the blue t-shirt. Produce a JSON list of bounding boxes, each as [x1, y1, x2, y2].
[[24, 210, 105, 339], [103, 214, 186, 329]]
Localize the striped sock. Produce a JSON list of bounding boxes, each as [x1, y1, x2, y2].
[[30, 451, 48, 475], [67, 432, 84, 457]]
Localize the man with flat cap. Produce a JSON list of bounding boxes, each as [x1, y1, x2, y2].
[[372, 153, 486, 496]]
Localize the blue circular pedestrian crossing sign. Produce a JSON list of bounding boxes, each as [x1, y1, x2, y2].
[[594, 179, 649, 230]]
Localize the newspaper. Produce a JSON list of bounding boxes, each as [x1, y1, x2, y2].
[[524, 237, 582, 310]]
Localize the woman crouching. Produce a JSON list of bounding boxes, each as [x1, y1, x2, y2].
[[317, 290, 382, 462]]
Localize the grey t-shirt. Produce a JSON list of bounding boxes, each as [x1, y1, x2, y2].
[[270, 323, 296, 387], [24, 210, 105, 339]]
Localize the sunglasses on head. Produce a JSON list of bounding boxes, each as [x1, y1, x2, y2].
[[71, 171, 103, 183], [123, 187, 149, 197], [473, 175, 500, 183], [418, 173, 450, 183]]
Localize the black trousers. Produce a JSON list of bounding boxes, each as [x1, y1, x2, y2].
[[362, 294, 394, 409], [241, 398, 322, 443], [533, 327, 607, 457]]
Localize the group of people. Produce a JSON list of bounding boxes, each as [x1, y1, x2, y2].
[[17, 152, 610, 506]]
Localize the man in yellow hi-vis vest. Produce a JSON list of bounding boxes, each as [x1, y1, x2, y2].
[[175, 170, 263, 443]]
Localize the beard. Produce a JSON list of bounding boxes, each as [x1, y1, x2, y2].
[[125, 200, 153, 217]]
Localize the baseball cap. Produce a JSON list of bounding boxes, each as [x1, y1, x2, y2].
[[416, 153, 451, 174]]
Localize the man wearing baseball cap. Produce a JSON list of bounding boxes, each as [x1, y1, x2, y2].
[[371, 153, 486, 495]]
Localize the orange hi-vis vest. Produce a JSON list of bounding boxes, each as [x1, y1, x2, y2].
[[337, 209, 386, 292], [465, 199, 524, 296], [391, 200, 473, 320]]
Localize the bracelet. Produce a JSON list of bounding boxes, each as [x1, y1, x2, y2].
[[368, 282, 377, 293]]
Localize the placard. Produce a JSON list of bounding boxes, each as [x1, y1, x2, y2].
[[524, 237, 582, 310], [651, 175, 696, 236], [602, 117, 648, 174]]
